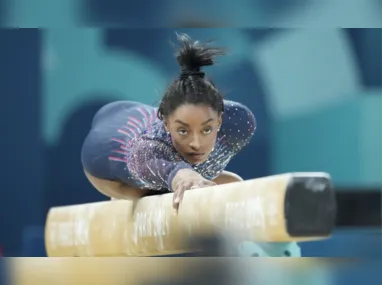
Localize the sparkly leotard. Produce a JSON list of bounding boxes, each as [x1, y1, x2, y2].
[[81, 100, 256, 192]]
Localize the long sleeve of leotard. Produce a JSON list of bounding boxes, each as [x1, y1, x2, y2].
[[219, 100, 256, 155], [125, 138, 194, 191]]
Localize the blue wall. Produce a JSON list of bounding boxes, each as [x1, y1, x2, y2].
[[0, 30, 44, 256]]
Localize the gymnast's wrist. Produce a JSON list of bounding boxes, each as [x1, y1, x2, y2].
[[170, 169, 201, 191], [167, 164, 194, 192]]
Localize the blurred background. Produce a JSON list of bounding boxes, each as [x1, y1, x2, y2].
[[0, 0, 381, 283]]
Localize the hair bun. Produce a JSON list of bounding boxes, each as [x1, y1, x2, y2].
[[175, 33, 226, 73], [179, 70, 205, 80]]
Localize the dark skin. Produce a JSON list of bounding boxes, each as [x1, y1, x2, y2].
[[164, 104, 223, 166], [84, 103, 243, 211]]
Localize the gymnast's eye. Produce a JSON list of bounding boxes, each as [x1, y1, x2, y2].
[[203, 127, 213, 135], [177, 129, 188, 136]]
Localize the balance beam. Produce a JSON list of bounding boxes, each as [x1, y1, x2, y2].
[[45, 172, 336, 257]]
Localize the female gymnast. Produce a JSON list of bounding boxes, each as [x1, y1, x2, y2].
[[81, 33, 256, 212]]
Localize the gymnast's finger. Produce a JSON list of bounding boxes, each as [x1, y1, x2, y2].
[[173, 188, 184, 213], [172, 192, 179, 212]]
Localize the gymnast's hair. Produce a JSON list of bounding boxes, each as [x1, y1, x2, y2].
[[157, 33, 226, 120]]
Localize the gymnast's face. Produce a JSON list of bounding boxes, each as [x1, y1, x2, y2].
[[164, 104, 222, 165]]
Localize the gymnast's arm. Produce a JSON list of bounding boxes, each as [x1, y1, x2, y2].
[[81, 139, 192, 200], [210, 100, 256, 185], [82, 133, 214, 202], [126, 138, 218, 210], [221, 100, 256, 152], [125, 138, 207, 191]]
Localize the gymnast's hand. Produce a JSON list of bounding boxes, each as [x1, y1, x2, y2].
[[171, 169, 216, 213]]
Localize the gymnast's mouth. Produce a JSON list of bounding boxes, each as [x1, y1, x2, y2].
[[188, 152, 205, 158]]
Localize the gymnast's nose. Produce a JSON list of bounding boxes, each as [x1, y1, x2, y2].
[[189, 135, 201, 151]]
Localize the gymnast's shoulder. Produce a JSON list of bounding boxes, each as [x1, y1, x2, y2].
[[221, 100, 257, 133]]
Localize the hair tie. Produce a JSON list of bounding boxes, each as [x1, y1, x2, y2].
[[179, 70, 205, 80]]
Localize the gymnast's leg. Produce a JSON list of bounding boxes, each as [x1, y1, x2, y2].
[[84, 170, 149, 200]]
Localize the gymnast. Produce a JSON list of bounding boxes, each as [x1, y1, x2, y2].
[[81, 33, 256, 212]]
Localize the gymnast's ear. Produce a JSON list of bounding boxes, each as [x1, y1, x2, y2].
[[218, 112, 223, 128], [163, 119, 170, 132]]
